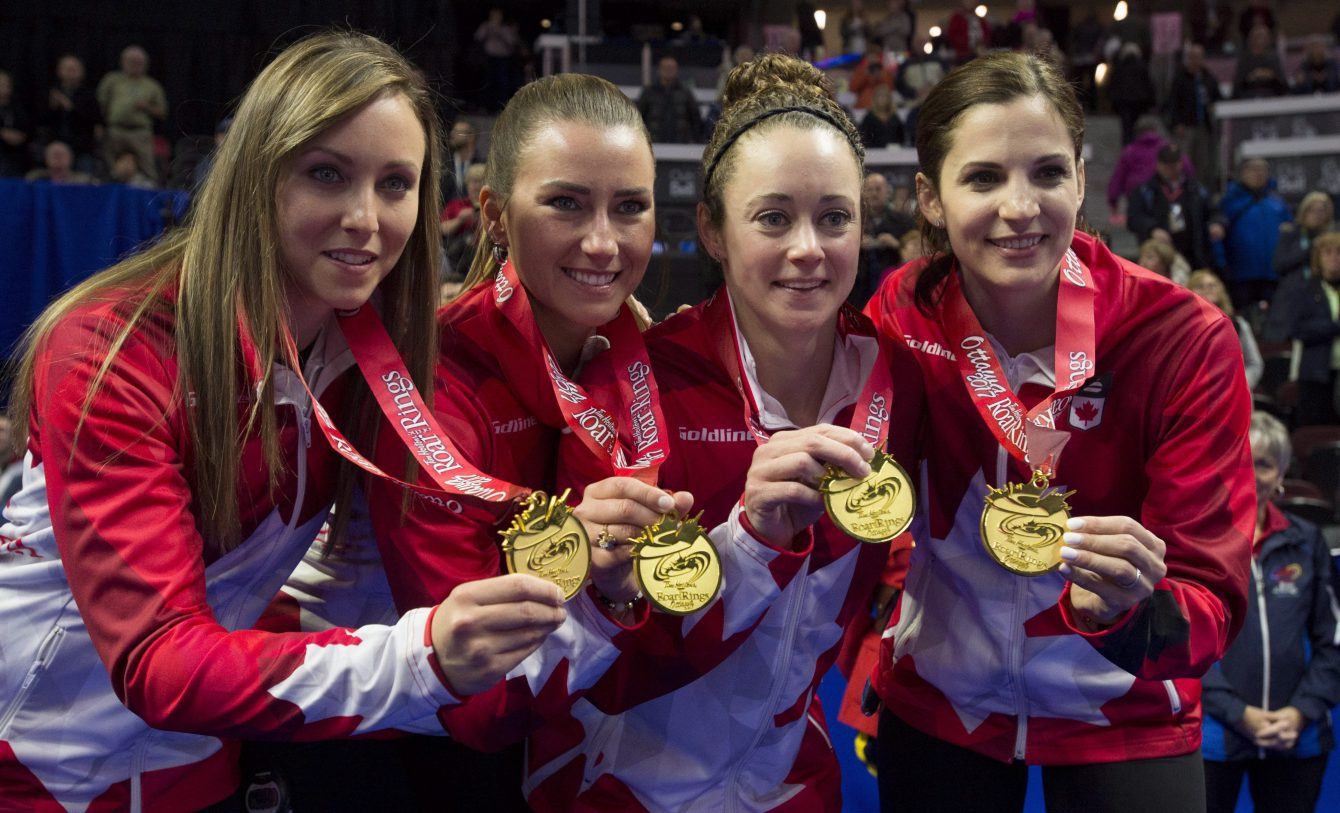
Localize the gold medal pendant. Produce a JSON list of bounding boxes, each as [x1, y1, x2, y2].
[[819, 449, 917, 544], [980, 471, 1075, 576], [631, 512, 722, 615], [499, 490, 590, 600]]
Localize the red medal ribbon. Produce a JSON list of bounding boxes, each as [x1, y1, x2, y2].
[[704, 288, 897, 451], [939, 248, 1098, 476]]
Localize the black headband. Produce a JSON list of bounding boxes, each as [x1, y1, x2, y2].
[[702, 105, 858, 191]]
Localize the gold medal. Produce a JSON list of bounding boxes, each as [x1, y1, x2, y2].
[[499, 489, 590, 600], [819, 449, 916, 544], [980, 471, 1075, 576], [631, 512, 722, 615]]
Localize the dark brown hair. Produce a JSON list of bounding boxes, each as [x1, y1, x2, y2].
[[912, 51, 1084, 311], [701, 53, 865, 229]]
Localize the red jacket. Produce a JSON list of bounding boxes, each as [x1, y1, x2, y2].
[[523, 291, 925, 811], [0, 298, 460, 811], [864, 230, 1254, 764]]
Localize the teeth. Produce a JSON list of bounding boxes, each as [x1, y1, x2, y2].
[[778, 281, 823, 291], [565, 269, 617, 286], [328, 251, 373, 265], [993, 236, 1043, 250]]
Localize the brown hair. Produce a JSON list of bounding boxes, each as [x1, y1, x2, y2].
[[701, 53, 865, 230], [458, 73, 651, 292], [9, 30, 442, 555], [1188, 269, 1233, 316], [912, 51, 1084, 311]]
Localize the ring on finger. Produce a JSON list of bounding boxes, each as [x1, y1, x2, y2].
[[595, 528, 617, 550], [1113, 567, 1142, 590]]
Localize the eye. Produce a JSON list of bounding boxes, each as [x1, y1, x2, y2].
[[310, 165, 342, 184], [757, 210, 789, 228], [965, 169, 999, 187], [616, 199, 650, 216], [381, 174, 414, 193], [1036, 164, 1071, 183], [821, 209, 854, 229], [547, 195, 580, 211]]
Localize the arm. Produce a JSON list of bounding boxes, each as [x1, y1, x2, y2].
[[1272, 228, 1306, 277], [1058, 317, 1254, 679], [1286, 527, 1340, 723], [1200, 661, 1250, 727]]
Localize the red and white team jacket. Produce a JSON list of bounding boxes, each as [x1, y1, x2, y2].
[[368, 282, 815, 752], [0, 299, 461, 812], [864, 230, 1254, 765], [522, 291, 926, 812]]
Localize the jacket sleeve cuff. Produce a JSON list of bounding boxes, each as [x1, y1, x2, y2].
[[1057, 581, 1141, 639], [1290, 695, 1329, 723], [737, 502, 815, 558], [417, 605, 465, 703]]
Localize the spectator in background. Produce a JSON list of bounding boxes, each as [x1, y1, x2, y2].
[[839, 0, 870, 54], [859, 84, 904, 148], [1189, 270, 1263, 389], [440, 162, 485, 276], [946, 0, 991, 64], [1234, 25, 1287, 100], [1220, 157, 1291, 310], [1279, 232, 1340, 427], [0, 70, 30, 177], [40, 55, 100, 175], [1202, 412, 1340, 813], [996, 0, 1039, 51], [1128, 144, 1216, 271], [1294, 36, 1340, 95], [858, 171, 914, 305], [1107, 116, 1191, 214], [638, 55, 702, 143], [24, 140, 93, 185], [716, 44, 756, 96], [1237, 0, 1276, 44], [1069, 11, 1106, 111], [897, 227, 924, 263], [797, 4, 825, 60], [475, 8, 520, 112], [97, 45, 166, 182], [445, 119, 480, 200], [873, 0, 915, 54], [1275, 191, 1335, 281], [897, 32, 948, 143], [1108, 42, 1156, 145], [108, 147, 154, 189], [1168, 43, 1222, 191], [1138, 237, 1190, 287], [848, 42, 894, 110]]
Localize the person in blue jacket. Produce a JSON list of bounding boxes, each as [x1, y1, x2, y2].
[[1202, 410, 1340, 813], [1218, 157, 1293, 311]]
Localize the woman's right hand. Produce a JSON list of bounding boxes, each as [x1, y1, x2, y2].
[[430, 574, 567, 696], [574, 477, 693, 604], [743, 425, 874, 547]]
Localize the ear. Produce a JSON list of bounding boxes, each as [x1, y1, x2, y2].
[[696, 202, 724, 265], [915, 172, 943, 228], [479, 186, 506, 246], [1075, 158, 1086, 210]]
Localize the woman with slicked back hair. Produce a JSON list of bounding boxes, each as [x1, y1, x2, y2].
[[864, 51, 1253, 811], [0, 30, 572, 810], [526, 52, 926, 812]]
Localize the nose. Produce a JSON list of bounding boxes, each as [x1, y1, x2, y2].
[[341, 184, 379, 235], [787, 220, 824, 269], [999, 179, 1040, 225], [581, 210, 618, 264]]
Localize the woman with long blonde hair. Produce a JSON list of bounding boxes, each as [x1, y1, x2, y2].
[[0, 31, 564, 810]]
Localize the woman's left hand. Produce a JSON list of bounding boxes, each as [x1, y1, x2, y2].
[[1057, 515, 1168, 629]]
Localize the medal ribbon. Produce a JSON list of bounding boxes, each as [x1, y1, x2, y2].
[[939, 248, 1098, 477], [488, 260, 671, 484], [705, 288, 897, 451]]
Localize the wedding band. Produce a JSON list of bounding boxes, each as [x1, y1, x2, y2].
[[1114, 567, 1142, 590]]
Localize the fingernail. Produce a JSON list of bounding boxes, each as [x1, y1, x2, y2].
[[863, 443, 876, 457], [859, 462, 872, 476], [657, 494, 674, 511], [1059, 545, 1079, 561], [1066, 517, 1085, 531], [1058, 563, 1072, 576], [1062, 532, 1082, 545]]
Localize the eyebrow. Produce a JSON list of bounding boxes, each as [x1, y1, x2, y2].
[[301, 145, 420, 172], [959, 153, 1072, 171], [745, 193, 856, 206], [539, 180, 651, 197]]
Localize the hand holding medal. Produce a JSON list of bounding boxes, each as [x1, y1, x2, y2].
[[743, 425, 877, 547], [1057, 515, 1169, 629], [571, 477, 695, 609]]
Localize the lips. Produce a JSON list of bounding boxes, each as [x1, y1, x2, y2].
[[774, 279, 827, 292], [324, 249, 376, 266], [986, 234, 1045, 250], [563, 267, 619, 287]]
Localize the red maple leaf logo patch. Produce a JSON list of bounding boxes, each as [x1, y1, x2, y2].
[[1073, 400, 1099, 426]]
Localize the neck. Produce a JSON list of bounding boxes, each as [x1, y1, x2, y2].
[[959, 269, 1059, 356], [285, 299, 332, 354], [734, 301, 836, 427], [531, 298, 591, 375]]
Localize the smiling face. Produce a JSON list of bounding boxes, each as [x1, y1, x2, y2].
[[483, 120, 655, 354], [277, 93, 426, 343], [917, 94, 1084, 307], [701, 124, 862, 342]]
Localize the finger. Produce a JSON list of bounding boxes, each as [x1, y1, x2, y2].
[[471, 598, 568, 633], [593, 525, 644, 545], [752, 452, 832, 489], [751, 481, 825, 510], [1058, 544, 1146, 591], [1057, 562, 1124, 601], [1067, 516, 1164, 556], [670, 490, 694, 516], [580, 502, 666, 535], [463, 573, 566, 607], [583, 477, 676, 513]]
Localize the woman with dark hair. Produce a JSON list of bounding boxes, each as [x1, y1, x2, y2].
[[865, 51, 1254, 811]]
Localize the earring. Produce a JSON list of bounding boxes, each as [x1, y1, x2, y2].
[[491, 242, 508, 264]]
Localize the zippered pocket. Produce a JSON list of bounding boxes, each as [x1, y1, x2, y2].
[[0, 624, 66, 739], [1162, 679, 1182, 715]]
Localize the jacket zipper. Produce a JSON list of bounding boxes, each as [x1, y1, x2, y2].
[[996, 445, 1030, 761], [1251, 557, 1270, 759], [724, 566, 808, 812], [0, 625, 65, 739], [130, 732, 151, 813]]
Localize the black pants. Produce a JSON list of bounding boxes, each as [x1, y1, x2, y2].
[[877, 710, 1205, 813], [1204, 755, 1328, 813]]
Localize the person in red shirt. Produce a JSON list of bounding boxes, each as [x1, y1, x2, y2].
[[0, 31, 568, 812], [865, 51, 1253, 811]]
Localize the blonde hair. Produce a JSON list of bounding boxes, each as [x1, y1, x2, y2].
[[459, 74, 651, 294], [1138, 238, 1177, 276], [1296, 190, 1334, 227], [1188, 269, 1233, 316], [1313, 231, 1340, 275], [9, 30, 443, 554]]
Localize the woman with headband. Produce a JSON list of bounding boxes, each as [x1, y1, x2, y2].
[[864, 51, 1253, 811]]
